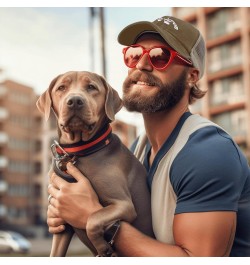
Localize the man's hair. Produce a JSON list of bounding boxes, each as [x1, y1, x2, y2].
[[189, 85, 207, 105]]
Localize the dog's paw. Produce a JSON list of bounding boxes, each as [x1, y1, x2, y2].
[[96, 245, 116, 257]]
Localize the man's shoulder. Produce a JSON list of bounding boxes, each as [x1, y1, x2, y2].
[[171, 125, 249, 184]]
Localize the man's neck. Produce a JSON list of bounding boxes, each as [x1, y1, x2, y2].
[[142, 102, 189, 156]]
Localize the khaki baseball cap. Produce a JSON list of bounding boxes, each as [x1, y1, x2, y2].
[[118, 16, 206, 78]]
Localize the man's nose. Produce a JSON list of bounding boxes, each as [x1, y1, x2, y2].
[[136, 54, 153, 71]]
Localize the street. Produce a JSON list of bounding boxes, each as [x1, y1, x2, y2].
[[1, 235, 93, 257]]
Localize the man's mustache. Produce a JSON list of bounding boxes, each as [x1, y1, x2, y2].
[[123, 71, 163, 88]]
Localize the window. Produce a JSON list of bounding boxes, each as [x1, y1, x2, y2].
[[9, 92, 30, 105], [33, 162, 41, 174], [8, 184, 29, 197], [227, 8, 241, 33], [8, 160, 31, 174], [8, 207, 28, 220], [208, 40, 242, 73], [208, 47, 222, 72], [207, 8, 240, 39], [212, 110, 246, 137], [9, 114, 32, 129], [210, 75, 244, 106]]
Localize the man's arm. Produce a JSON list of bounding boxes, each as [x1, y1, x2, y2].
[[48, 163, 236, 256], [114, 211, 236, 257]]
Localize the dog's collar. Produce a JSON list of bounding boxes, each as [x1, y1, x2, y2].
[[52, 124, 113, 157], [51, 124, 113, 177]]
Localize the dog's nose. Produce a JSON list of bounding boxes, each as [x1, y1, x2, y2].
[[66, 96, 84, 109]]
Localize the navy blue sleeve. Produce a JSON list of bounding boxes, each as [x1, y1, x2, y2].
[[170, 126, 246, 214]]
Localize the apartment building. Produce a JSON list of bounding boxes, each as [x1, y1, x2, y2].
[[0, 80, 44, 230], [172, 7, 250, 160]]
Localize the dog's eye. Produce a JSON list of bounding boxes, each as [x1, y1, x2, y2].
[[87, 84, 97, 92], [57, 85, 66, 91]]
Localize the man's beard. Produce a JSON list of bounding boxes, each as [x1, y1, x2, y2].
[[122, 69, 187, 113]]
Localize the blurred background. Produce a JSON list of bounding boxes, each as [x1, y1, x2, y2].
[[0, 6, 250, 256]]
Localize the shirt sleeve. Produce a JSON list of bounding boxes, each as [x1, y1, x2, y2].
[[170, 126, 245, 214]]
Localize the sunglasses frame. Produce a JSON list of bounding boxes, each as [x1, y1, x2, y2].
[[123, 44, 192, 70]]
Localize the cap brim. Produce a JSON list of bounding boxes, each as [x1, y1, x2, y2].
[[117, 21, 190, 60]]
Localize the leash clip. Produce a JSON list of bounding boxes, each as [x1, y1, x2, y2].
[[51, 140, 70, 160], [51, 140, 77, 171]]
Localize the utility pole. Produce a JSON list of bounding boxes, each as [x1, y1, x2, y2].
[[99, 7, 106, 78], [89, 7, 95, 72], [88, 7, 106, 77]]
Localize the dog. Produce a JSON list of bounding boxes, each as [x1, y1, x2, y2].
[[36, 71, 154, 257]]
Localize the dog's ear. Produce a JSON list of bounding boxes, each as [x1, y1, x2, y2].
[[99, 75, 123, 121], [36, 75, 60, 121]]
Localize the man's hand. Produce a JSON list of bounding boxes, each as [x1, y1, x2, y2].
[[47, 162, 102, 233]]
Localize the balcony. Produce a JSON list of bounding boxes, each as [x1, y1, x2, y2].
[[0, 156, 8, 169], [0, 204, 7, 218], [0, 84, 7, 98], [0, 132, 8, 145], [0, 107, 8, 120], [0, 180, 8, 194]]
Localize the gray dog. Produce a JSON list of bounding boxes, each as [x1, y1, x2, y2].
[[36, 71, 154, 257]]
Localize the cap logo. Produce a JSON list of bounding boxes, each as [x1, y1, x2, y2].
[[157, 17, 179, 30]]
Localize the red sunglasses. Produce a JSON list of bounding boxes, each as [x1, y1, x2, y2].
[[122, 45, 192, 70]]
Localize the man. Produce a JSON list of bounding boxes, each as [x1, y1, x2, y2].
[[47, 16, 250, 256]]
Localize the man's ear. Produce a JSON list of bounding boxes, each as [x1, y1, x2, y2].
[[36, 75, 61, 121], [99, 75, 123, 121], [186, 68, 199, 88]]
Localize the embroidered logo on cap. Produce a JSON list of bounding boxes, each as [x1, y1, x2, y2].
[[157, 17, 179, 30]]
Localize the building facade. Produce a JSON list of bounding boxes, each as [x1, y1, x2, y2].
[[0, 80, 44, 231], [173, 7, 250, 160]]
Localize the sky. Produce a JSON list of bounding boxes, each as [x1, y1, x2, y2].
[[0, 6, 171, 94], [0, 3, 173, 129], [0, 0, 245, 130]]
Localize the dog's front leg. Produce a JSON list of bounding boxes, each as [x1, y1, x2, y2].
[[86, 200, 136, 256], [50, 224, 75, 257]]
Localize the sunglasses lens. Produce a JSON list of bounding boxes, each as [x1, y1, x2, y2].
[[124, 46, 143, 68], [124, 46, 172, 69], [149, 48, 171, 69]]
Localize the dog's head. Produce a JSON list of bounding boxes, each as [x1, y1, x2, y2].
[[36, 71, 123, 143]]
